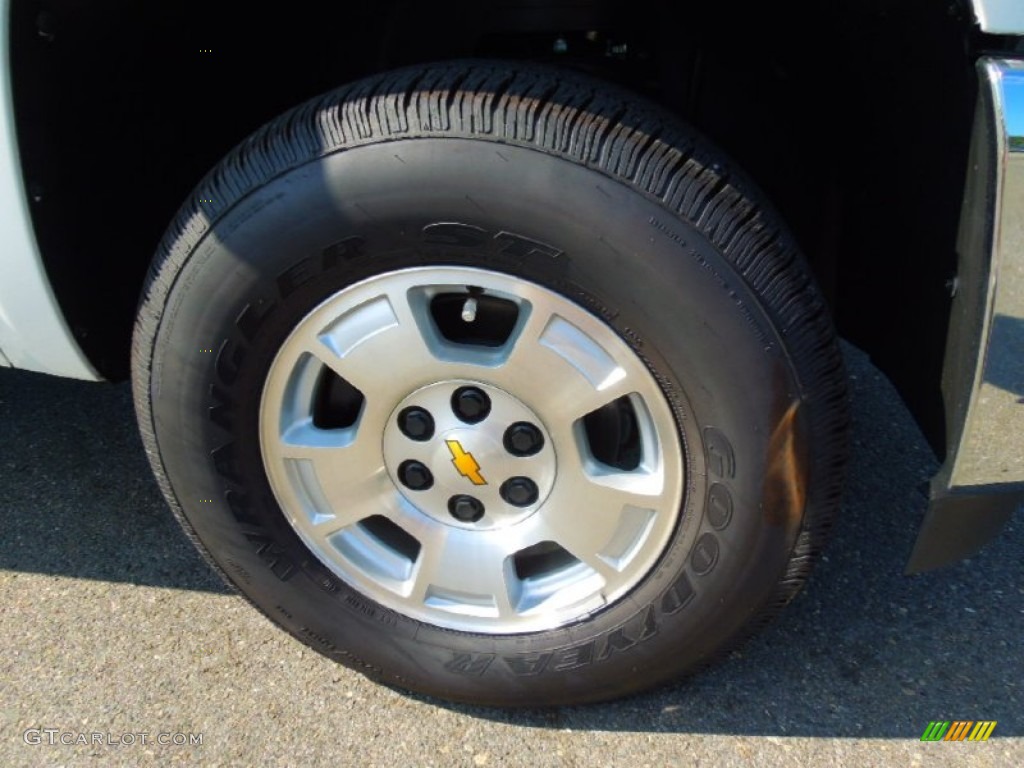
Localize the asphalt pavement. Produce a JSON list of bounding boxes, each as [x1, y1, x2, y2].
[[1, 342, 1021, 767]]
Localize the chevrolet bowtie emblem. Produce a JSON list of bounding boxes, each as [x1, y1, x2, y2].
[[445, 439, 487, 485]]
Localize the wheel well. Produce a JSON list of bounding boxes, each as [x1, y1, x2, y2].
[[10, 0, 983, 452]]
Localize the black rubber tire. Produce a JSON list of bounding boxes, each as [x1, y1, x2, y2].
[[132, 61, 848, 706]]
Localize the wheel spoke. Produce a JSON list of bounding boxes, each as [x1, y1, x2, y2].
[[300, 286, 441, 399], [277, 420, 391, 534], [409, 528, 517, 619], [540, 470, 664, 578], [500, 308, 636, 422]]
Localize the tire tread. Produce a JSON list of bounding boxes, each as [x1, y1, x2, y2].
[[132, 60, 849, 702]]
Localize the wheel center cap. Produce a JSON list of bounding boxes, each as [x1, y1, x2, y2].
[[441, 433, 490, 486], [383, 380, 556, 529]]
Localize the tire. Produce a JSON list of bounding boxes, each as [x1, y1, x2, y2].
[[132, 61, 848, 706]]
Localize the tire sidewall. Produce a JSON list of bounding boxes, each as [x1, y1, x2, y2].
[[147, 138, 810, 704]]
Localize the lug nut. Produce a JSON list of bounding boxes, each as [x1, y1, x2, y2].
[[397, 406, 434, 441], [451, 386, 491, 424], [397, 460, 433, 491], [448, 494, 485, 523], [500, 476, 539, 507], [503, 422, 544, 456]]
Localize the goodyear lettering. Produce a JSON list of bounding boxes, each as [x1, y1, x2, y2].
[[502, 653, 552, 676], [223, 489, 259, 526], [207, 384, 235, 432], [210, 442, 241, 482], [660, 571, 696, 615], [550, 642, 594, 672], [421, 222, 563, 260], [690, 533, 720, 576], [706, 483, 733, 530], [422, 222, 487, 247], [493, 231, 563, 260], [236, 297, 277, 342], [243, 533, 296, 581], [704, 427, 736, 479], [321, 235, 366, 267], [595, 605, 659, 661], [447, 606, 663, 677], [214, 338, 244, 386], [276, 257, 317, 298], [444, 653, 495, 677]]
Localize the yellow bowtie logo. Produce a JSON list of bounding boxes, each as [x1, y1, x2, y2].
[[445, 439, 487, 485]]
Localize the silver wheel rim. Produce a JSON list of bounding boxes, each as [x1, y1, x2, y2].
[[259, 266, 684, 633]]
